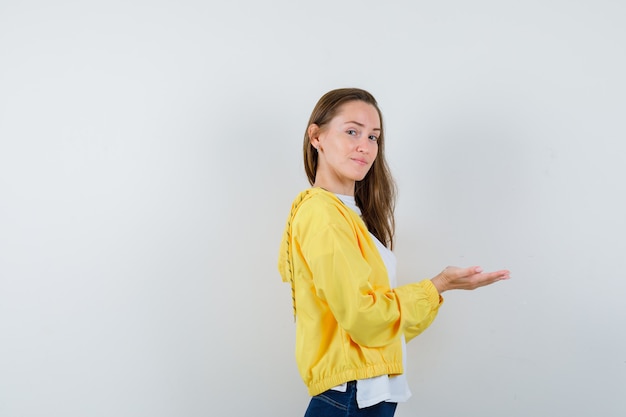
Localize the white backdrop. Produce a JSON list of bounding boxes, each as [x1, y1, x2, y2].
[[1, 1, 625, 416]]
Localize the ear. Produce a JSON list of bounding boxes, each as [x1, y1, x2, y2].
[[308, 124, 321, 148]]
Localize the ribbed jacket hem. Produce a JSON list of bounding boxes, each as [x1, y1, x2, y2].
[[307, 362, 404, 397]]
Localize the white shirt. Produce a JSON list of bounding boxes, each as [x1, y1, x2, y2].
[[333, 194, 412, 408]]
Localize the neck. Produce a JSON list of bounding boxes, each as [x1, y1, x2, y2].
[[313, 176, 355, 196]]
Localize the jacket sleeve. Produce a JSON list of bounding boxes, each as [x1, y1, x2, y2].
[[394, 280, 443, 343], [300, 215, 442, 348]]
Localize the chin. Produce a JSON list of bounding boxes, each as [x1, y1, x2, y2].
[[357, 169, 373, 181]]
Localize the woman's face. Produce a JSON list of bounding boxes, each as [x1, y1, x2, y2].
[[309, 100, 380, 195]]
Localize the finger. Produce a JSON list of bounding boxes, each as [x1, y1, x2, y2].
[[472, 269, 509, 279], [464, 266, 486, 278], [474, 270, 510, 284], [447, 265, 483, 278], [489, 269, 510, 279]]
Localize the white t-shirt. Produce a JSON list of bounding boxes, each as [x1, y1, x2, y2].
[[333, 194, 412, 408]]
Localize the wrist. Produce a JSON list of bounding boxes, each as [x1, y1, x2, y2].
[[431, 276, 447, 294]]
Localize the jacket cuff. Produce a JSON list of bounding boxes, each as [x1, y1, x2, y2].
[[421, 279, 444, 306]]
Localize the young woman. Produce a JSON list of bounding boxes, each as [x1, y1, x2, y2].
[[278, 88, 510, 417]]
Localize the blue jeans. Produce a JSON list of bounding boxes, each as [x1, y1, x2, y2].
[[304, 381, 397, 417]]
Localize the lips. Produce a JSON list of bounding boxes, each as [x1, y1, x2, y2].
[[351, 158, 368, 166]]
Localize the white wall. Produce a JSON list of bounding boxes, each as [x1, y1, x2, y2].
[[1, 1, 624, 416]]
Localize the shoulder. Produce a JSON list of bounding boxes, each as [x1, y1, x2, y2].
[[287, 189, 360, 243], [291, 188, 347, 223]]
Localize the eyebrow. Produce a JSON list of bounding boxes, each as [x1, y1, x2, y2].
[[343, 121, 381, 131]]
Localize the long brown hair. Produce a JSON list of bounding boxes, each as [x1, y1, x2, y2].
[[303, 88, 397, 249]]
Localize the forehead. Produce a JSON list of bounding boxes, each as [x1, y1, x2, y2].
[[333, 101, 381, 128]]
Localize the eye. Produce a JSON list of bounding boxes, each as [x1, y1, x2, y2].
[[347, 129, 357, 136], [368, 135, 378, 142]]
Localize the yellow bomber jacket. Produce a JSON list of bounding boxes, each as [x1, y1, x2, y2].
[[278, 188, 443, 396]]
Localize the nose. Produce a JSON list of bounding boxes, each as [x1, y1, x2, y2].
[[356, 137, 373, 153]]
